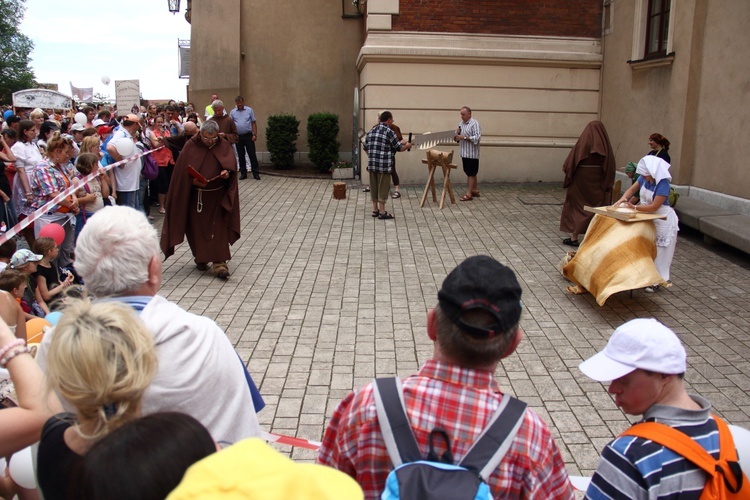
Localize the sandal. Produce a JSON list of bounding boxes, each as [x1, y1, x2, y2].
[[472, 191, 480, 198], [460, 195, 473, 201], [562, 238, 580, 247], [378, 211, 395, 220], [371, 210, 380, 217], [391, 192, 401, 199]]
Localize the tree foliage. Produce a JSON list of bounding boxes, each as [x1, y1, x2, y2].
[[0, 0, 36, 105]]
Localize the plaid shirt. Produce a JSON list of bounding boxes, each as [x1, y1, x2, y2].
[[317, 360, 575, 500], [29, 159, 72, 212], [364, 123, 402, 174]]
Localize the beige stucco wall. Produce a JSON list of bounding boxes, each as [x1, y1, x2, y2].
[[188, 0, 241, 112], [188, 0, 363, 160], [357, 33, 602, 184], [600, 0, 750, 202], [691, 1, 750, 198]]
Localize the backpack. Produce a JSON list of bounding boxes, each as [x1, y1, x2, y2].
[[621, 416, 748, 500], [141, 152, 158, 181], [373, 377, 527, 500]]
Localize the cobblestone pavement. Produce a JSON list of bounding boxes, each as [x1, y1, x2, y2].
[[155, 176, 750, 477]]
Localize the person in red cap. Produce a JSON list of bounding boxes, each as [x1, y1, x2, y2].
[[318, 255, 574, 499]]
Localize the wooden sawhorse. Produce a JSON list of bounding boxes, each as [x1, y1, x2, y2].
[[420, 149, 457, 209]]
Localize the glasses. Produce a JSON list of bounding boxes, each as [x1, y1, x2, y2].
[[200, 135, 219, 143]]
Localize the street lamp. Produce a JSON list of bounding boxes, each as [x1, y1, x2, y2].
[[167, 0, 180, 14]]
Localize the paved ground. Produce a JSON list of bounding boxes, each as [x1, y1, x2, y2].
[[154, 175, 750, 478]]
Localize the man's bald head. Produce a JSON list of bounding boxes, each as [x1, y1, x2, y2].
[[184, 121, 199, 136]]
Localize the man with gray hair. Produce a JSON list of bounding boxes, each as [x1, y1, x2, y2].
[[36, 205, 261, 443], [162, 120, 240, 279], [208, 99, 238, 145]]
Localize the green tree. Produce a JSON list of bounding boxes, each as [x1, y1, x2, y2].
[[0, 0, 36, 105]]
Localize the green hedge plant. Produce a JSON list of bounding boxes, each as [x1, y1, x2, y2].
[[266, 114, 300, 169], [307, 113, 340, 173]]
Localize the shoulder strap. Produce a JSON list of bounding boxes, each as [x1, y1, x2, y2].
[[623, 417, 744, 495], [459, 395, 527, 481], [622, 421, 718, 474], [373, 377, 422, 467]]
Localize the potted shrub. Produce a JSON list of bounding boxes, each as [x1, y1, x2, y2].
[[330, 160, 354, 179]]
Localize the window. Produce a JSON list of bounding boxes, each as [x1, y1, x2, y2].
[[629, 0, 675, 66], [644, 0, 670, 58], [603, 0, 613, 36]]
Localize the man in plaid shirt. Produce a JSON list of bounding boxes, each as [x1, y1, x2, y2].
[[317, 256, 575, 499], [364, 111, 412, 220]]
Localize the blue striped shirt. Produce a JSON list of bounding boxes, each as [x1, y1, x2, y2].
[[457, 117, 481, 159], [586, 396, 718, 500]]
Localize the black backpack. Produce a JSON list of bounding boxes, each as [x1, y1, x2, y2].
[[373, 377, 527, 500]]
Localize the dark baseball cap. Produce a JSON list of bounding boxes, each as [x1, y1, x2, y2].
[[437, 255, 522, 338]]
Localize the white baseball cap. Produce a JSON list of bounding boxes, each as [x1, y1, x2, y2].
[[579, 318, 686, 382]]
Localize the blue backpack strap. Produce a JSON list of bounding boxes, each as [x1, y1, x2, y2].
[[459, 395, 527, 481], [373, 377, 422, 466]]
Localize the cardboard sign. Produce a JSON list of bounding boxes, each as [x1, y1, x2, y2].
[[114, 80, 141, 116], [12, 89, 72, 111]]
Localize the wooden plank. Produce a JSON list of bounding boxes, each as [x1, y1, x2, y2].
[[585, 206, 666, 222]]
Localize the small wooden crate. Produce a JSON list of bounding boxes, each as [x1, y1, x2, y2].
[[333, 182, 347, 200]]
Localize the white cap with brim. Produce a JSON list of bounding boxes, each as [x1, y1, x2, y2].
[[579, 318, 686, 382]]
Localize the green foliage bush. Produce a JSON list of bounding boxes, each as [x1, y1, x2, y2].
[[266, 114, 300, 169], [307, 113, 340, 172]]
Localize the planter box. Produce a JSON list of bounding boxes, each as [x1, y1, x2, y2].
[[332, 168, 355, 180]]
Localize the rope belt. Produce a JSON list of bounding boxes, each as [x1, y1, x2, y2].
[[196, 185, 223, 213]]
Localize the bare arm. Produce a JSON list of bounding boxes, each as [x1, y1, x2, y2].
[[0, 303, 62, 457]]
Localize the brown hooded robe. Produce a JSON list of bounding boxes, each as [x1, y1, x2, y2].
[[560, 121, 616, 235], [160, 134, 240, 263]]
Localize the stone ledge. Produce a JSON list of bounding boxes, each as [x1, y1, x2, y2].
[[674, 197, 750, 255], [674, 197, 733, 230], [699, 215, 750, 255]]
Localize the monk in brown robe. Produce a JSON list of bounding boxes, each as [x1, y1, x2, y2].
[[560, 121, 616, 247], [160, 120, 240, 279]]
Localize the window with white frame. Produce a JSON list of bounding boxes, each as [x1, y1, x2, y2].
[[630, 0, 675, 63], [645, 0, 670, 57], [603, 0, 613, 36]]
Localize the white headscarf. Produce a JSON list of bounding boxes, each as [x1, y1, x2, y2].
[[636, 155, 671, 186]]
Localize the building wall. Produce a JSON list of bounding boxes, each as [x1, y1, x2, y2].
[[357, 31, 602, 184], [600, 0, 750, 205], [691, 0, 750, 200], [189, 0, 363, 160], [391, 0, 602, 37], [188, 0, 241, 113]]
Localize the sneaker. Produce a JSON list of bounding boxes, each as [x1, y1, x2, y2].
[[644, 284, 661, 293]]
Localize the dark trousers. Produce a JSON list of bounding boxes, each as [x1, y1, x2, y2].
[[236, 133, 259, 175]]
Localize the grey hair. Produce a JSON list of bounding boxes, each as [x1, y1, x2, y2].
[[200, 120, 219, 134], [211, 100, 224, 109], [75, 206, 160, 297]]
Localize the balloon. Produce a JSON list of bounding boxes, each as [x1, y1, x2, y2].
[[729, 425, 750, 465], [39, 222, 65, 245], [9, 447, 37, 489], [45, 310, 64, 326], [74, 112, 87, 126], [113, 137, 135, 157], [26, 317, 51, 343], [101, 75, 110, 85]]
